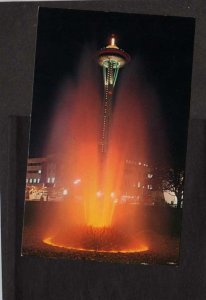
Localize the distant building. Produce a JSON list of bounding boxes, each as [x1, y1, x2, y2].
[[121, 159, 154, 204], [25, 155, 165, 205], [26, 156, 57, 185], [25, 155, 67, 201]]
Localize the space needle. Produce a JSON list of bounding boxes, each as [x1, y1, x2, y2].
[[98, 35, 130, 153]]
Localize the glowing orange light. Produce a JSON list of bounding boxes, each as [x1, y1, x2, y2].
[[105, 35, 119, 49], [43, 237, 149, 253], [43, 45, 155, 255]]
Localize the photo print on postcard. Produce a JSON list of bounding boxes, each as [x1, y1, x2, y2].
[[21, 7, 195, 265]]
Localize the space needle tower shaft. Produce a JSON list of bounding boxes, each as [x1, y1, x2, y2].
[[97, 35, 130, 153]]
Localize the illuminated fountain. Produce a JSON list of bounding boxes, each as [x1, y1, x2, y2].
[[43, 36, 152, 254]]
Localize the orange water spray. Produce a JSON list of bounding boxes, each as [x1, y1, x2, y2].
[[43, 41, 156, 252]]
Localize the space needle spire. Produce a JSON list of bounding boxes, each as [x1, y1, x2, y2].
[[97, 35, 130, 153]]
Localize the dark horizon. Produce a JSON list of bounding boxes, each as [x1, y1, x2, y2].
[[29, 7, 195, 169]]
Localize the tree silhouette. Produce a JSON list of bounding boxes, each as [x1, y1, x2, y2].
[[162, 167, 184, 208], [151, 166, 185, 208]]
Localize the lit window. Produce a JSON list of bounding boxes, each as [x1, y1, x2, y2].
[[51, 177, 55, 183], [139, 162, 141, 165], [138, 182, 141, 188], [29, 178, 32, 183], [47, 178, 50, 183], [37, 178, 40, 183], [33, 178, 37, 183], [26, 179, 28, 183], [38, 170, 42, 174]]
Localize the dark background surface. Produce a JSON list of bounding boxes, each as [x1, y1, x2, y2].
[[1, 1, 206, 300]]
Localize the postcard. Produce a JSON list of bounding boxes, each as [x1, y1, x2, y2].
[[21, 7, 195, 265]]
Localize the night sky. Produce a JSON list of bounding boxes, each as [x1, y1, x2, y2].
[[29, 7, 195, 168]]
